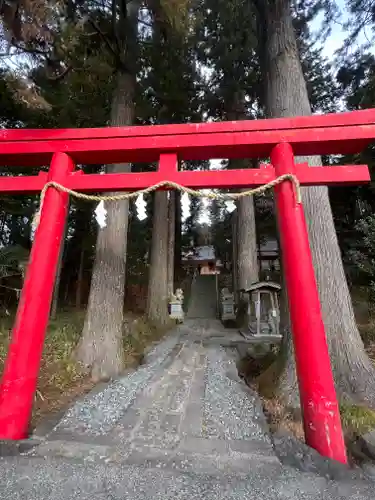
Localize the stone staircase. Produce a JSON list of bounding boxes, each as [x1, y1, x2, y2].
[[29, 339, 279, 478], [187, 275, 218, 319]]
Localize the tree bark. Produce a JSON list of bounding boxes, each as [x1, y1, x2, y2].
[[76, 70, 135, 382], [256, 0, 375, 406], [167, 191, 176, 297], [147, 191, 170, 325], [237, 196, 259, 289], [146, 1, 178, 323], [226, 92, 259, 291], [232, 213, 239, 299], [75, 246, 84, 309], [50, 218, 67, 320], [174, 191, 182, 281]]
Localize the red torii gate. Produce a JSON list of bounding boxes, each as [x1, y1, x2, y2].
[[0, 109, 374, 464]]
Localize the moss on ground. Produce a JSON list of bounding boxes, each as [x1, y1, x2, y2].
[[261, 397, 375, 454], [122, 314, 174, 365], [340, 404, 375, 438]]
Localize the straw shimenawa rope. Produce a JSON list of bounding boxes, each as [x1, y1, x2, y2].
[[33, 174, 301, 227]]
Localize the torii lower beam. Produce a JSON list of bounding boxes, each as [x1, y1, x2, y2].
[[0, 164, 369, 194]]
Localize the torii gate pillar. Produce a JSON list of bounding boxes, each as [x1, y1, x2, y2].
[[0, 153, 74, 439], [272, 143, 347, 464]]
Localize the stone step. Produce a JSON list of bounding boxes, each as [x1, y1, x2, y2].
[[125, 443, 282, 476], [187, 276, 218, 319], [29, 436, 281, 477]]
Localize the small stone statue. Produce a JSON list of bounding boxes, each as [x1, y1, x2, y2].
[[169, 288, 184, 322], [175, 288, 184, 303]]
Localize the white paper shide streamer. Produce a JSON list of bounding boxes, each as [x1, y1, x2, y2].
[[135, 194, 147, 221], [224, 200, 236, 213], [95, 200, 108, 228]]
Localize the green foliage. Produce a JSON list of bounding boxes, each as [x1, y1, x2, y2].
[[122, 313, 171, 364], [182, 196, 204, 247], [345, 0, 375, 49], [337, 53, 375, 110], [0, 310, 85, 392], [358, 318, 375, 347], [333, 47, 375, 288], [209, 198, 232, 261], [41, 311, 85, 389], [126, 211, 151, 284], [300, 44, 340, 112], [160, 0, 192, 32], [348, 215, 375, 293], [196, 0, 260, 118], [292, 2, 340, 113], [0, 69, 31, 126], [142, 0, 202, 124]]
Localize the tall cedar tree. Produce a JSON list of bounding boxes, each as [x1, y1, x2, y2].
[[255, 0, 375, 407]]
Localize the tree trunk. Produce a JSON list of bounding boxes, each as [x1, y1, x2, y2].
[[0, 212, 6, 239], [232, 212, 239, 299], [50, 220, 67, 320], [237, 196, 259, 289], [256, 0, 375, 406], [75, 246, 84, 309], [174, 191, 182, 281], [76, 70, 135, 382], [226, 91, 259, 290], [146, 2, 177, 319], [167, 191, 176, 297], [147, 191, 169, 325]]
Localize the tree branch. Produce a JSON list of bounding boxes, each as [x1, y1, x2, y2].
[[11, 42, 49, 57], [138, 19, 152, 28], [112, 0, 122, 53], [47, 65, 73, 81], [252, 0, 265, 19], [88, 17, 118, 58]]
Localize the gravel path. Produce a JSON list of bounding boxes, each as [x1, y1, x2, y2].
[[53, 334, 181, 437], [1, 455, 375, 500]]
